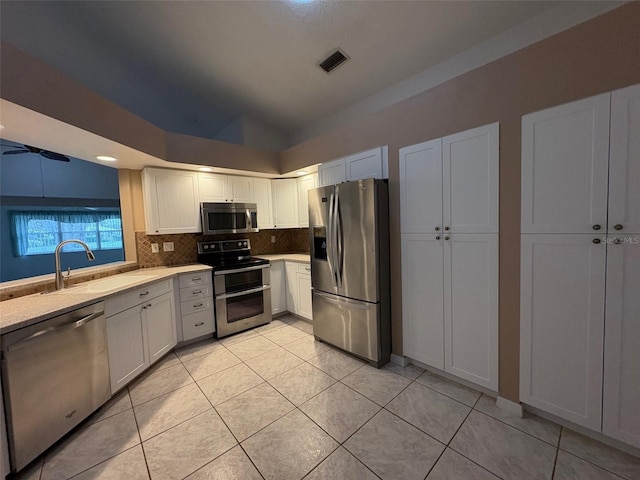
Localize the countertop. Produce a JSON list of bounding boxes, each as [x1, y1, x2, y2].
[[258, 253, 310, 263], [0, 264, 211, 335]]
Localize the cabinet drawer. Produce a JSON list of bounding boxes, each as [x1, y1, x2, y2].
[[182, 310, 215, 341], [180, 297, 213, 315], [297, 263, 311, 275], [179, 271, 212, 289], [179, 284, 211, 302], [105, 279, 173, 317]]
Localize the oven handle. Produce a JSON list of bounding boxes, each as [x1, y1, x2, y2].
[[216, 285, 271, 300], [214, 264, 269, 275]]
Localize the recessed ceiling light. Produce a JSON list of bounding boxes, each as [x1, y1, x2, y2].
[[296, 170, 308, 176], [95, 155, 117, 162], [199, 167, 214, 172]]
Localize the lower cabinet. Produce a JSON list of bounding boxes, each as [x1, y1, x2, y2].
[[177, 272, 215, 342], [105, 283, 177, 394], [284, 261, 312, 321], [270, 261, 287, 315], [402, 233, 498, 391], [0, 376, 9, 479]]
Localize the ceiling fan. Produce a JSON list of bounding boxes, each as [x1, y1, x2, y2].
[[1, 143, 70, 162]]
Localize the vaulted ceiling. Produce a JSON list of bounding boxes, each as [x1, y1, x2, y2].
[[0, 1, 621, 151]]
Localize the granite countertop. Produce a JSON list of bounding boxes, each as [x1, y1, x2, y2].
[[258, 253, 310, 263], [0, 264, 211, 335]]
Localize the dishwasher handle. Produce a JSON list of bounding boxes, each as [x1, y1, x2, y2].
[[6, 310, 104, 352]]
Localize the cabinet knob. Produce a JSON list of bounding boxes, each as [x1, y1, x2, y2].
[[435, 226, 440, 231], [436, 236, 441, 240], [613, 238, 623, 245], [444, 236, 450, 241], [444, 226, 450, 231], [614, 224, 624, 231], [592, 238, 601, 244], [592, 224, 601, 230]]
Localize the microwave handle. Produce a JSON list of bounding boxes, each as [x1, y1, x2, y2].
[[246, 209, 252, 229]]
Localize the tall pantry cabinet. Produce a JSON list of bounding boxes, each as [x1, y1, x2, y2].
[[400, 123, 499, 391], [520, 83, 640, 447]]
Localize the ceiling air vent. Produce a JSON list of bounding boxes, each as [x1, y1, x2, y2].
[[318, 49, 349, 73]]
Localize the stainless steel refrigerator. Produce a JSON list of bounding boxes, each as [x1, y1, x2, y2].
[[308, 178, 391, 367]]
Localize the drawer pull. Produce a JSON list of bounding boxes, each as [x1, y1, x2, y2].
[[194, 322, 205, 327], [192, 290, 202, 295], [192, 277, 202, 282], [305, 267, 311, 272], [139, 291, 150, 297], [193, 303, 204, 308]]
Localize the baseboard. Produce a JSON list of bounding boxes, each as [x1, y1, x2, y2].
[[390, 353, 408, 367], [496, 396, 524, 418]]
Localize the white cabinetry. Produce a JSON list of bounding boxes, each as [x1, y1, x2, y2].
[[400, 123, 499, 391], [297, 174, 317, 228], [227, 176, 254, 203], [177, 271, 215, 342], [318, 146, 389, 187], [270, 260, 287, 315], [520, 84, 640, 445], [105, 279, 176, 394], [272, 179, 299, 228], [142, 168, 201, 234], [198, 172, 229, 202], [1, 375, 9, 479], [285, 261, 312, 320], [253, 177, 274, 229]]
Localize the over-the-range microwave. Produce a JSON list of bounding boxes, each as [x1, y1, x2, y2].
[[201, 202, 259, 235]]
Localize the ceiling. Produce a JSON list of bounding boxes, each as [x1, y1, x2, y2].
[[1, 0, 576, 149]]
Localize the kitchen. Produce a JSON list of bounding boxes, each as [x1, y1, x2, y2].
[[1, 2, 640, 479]]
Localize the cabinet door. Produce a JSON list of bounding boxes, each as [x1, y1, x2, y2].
[[399, 139, 443, 234], [143, 168, 201, 234], [228, 176, 254, 203], [198, 172, 229, 202], [297, 173, 317, 228], [520, 234, 606, 429], [272, 179, 299, 228], [1, 375, 10, 478], [285, 261, 299, 314], [270, 261, 287, 315], [521, 94, 610, 234], [603, 237, 640, 448], [143, 292, 177, 364], [609, 83, 640, 234], [253, 178, 273, 229], [444, 234, 498, 390], [401, 234, 445, 369], [345, 147, 385, 181], [443, 123, 499, 234], [318, 158, 347, 186], [106, 306, 147, 394], [297, 267, 313, 320]]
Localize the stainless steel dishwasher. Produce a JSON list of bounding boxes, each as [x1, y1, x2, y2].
[[1, 301, 110, 472]]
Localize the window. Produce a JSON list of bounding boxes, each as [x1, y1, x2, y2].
[[10, 210, 123, 256]]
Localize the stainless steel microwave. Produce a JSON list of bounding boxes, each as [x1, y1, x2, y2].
[[201, 202, 259, 235]]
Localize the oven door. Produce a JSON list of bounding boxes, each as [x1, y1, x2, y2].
[[214, 265, 271, 337]]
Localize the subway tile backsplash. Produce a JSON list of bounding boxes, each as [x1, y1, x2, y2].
[[135, 228, 310, 268]]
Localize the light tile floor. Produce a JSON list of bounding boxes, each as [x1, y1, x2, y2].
[[15, 314, 640, 480]]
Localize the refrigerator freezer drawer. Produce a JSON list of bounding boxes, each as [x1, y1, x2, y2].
[[312, 290, 389, 366]]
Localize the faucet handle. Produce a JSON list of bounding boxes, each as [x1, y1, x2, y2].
[[62, 267, 71, 281]]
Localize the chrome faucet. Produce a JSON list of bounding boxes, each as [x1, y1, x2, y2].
[[54, 240, 96, 290]]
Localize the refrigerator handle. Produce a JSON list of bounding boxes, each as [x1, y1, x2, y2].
[[335, 186, 343, 288], [327, 192, 337, 287], [314, 290, 370, 310]]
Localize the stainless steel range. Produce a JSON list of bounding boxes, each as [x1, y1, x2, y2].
[[197, 239, 271, 338]]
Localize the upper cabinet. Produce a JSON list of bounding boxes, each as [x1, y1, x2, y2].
[[521, 94, 611, 234], [142, 168, 201, 234], [297, 174, 317, 228], [272, 178, 299, 229], [400, 123, 499, 234], [198, 173, 253, 203], [252, 177, 273, 229], [318, 146, 388, 187]]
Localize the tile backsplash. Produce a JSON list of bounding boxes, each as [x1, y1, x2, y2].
[[135, 228, 310, 268]]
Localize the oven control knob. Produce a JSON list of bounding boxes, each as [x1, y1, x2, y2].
[[243, 241, 247, 246], [238, 242, 242, 246], [203, 245, 209, 250]]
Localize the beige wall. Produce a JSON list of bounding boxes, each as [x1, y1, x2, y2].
[[117, 169, 146, 262], [279, 3, 640, 401]]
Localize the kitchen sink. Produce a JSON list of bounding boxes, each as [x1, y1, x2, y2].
[[54, 274, 159, 294]]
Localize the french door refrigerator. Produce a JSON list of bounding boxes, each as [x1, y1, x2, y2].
[[308, 178, 391, 367]]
